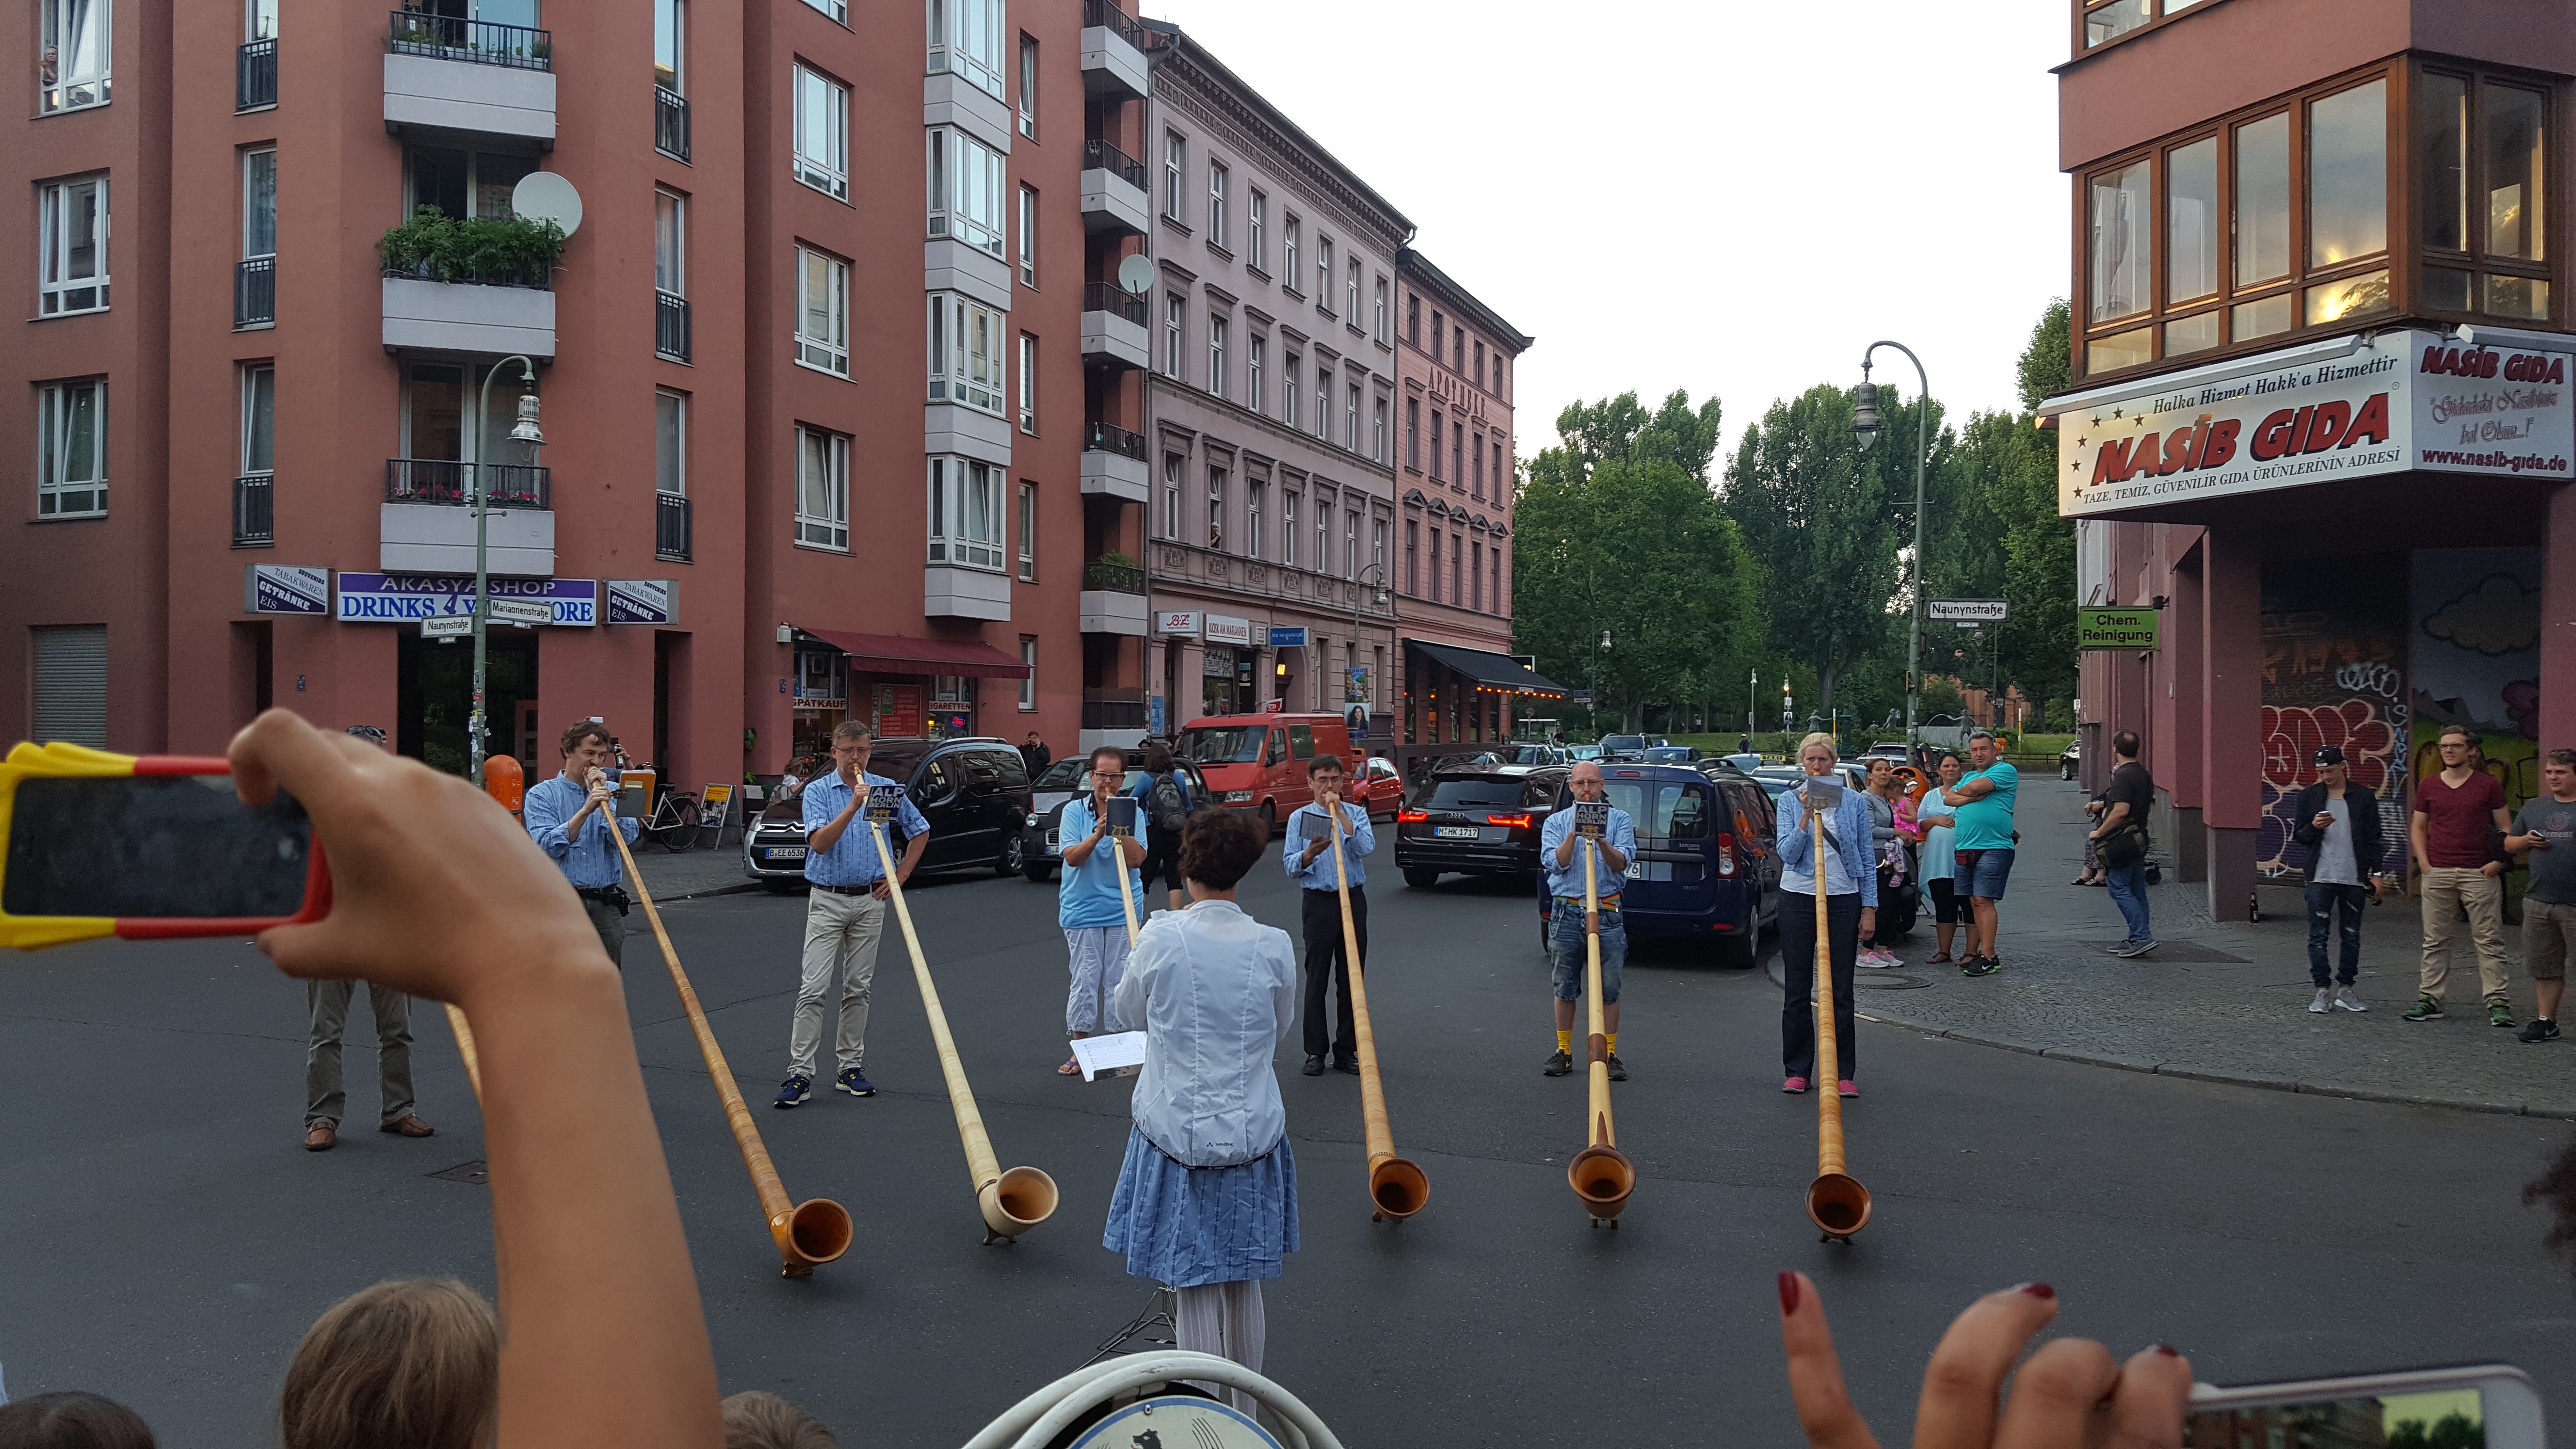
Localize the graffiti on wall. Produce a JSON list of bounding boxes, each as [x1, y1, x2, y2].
[[2257, 560, 2409, 880], [2409, 548, 2544, 902]]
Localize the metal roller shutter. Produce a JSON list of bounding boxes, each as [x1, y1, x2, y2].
[[31, 625, 108, 748]]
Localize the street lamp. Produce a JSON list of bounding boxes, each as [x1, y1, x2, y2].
[[1854, 340, 1930, 754], [1349, 562, 1390, 723], [468, 356, 544, 782]]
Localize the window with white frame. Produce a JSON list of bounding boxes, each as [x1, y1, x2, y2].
[[1314, 489, 1333, 573], [654, 189, 685, 298], [243, 148, 276, 261], [1373, 517, 1386, 578], [1283, 489, 1300, 566], [38, 176, 108, 316], [1317, 237, 1334, 311], [1162, 453, 1182, 539], [40, 0, 110, 113], [241, 364, 274, 480], [1405, 399, 1419, 469], [1162, 131, 1185, 221], [1346, 258, 1360, 322], [928, 456, 1004, 569], [792, 64, 849, 200], [1208, 314, 1227, 399], [1208, 162, 1228, 247], [797, 247, 850, 375], [654, 0, 679, 92], [1345, 509, 1357, 579], [796, 425, 848, 549], [928, 128, 1004, 255], [1248, 336, 1265, 413], [37, 379, 105, 517], [1249, 191, 1266, 270], [1283, 216, 1300, 292], [1163, 292, 1186, 381], [1016, 481, 1036, 581], [1373, 277, 1388, 342], [1283, 352, 1300, 428], [1247, 479, 1265, 560], [1016, 34, 1036, 139], [1345, 382, 1359, 450], [1017, 184, 1036, 287], [1017, 333, 1036, 434], [1018, 636, 1037, 708], [928, 0, 1004, 99], [1206, 466, 1226, 549], [926, 292, 1004, 412], [1315, 366, 1330, 438], [1372, 397, 1387, 462], [801, 0, 846, 21], [655, 389, 685, 496]]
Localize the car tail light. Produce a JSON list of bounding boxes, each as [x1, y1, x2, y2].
[[1397, 809, 1428, 823], [1486, 812, 1532, 829], [1718, 831, 1737, 875]]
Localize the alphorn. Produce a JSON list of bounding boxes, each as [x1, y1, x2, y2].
[[1327, 803, 1427, 1222], [444, 1003, 483, 1099], [870, 820, 1060, 1243], [609, 826, 854, 1277], [1566, 826, 1636, 1224], [1804, 795, 1873, 1243]]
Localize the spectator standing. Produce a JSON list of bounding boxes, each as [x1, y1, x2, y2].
[[1910, 752, 1964, 964], [1857, 759, 1905, 967], [301, 728, 434, 1152], [2405, 724, 2515, 1026], [2507, 749, 2576, 1043], [1129, 744, 1196, 915], [1058, 745, 1149, 1074], [1942, 729, 2021, 977], [1777, 733, 1876, 1096], [1539, 761, 1636, 1081], [2091, 731, 2157, 958], [521, 721, 642, 967], [774, 722, 930, 1108], [1020, 731, 1051, 777], [1282, 756, 1372, 1077], [2289, 745, 2383, 1014]]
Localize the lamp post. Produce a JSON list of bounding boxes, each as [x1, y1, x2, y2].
[[1350, 562, 1389, 726], [468, 356, 545, 782], [1746, 669, 1757, 741], [1595, 629, 1611, 734], [1852, 340, 1929, 754]]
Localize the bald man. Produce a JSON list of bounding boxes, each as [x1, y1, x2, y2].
[[1539, 762, 1637, 1080]]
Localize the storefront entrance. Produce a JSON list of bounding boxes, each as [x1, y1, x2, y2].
[[398, 628, 538, 777]]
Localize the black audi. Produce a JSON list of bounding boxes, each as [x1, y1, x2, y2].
[[1394, 764, 1567, 889]]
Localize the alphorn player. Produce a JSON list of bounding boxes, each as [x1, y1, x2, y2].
[[1105, 807, 1299, 1416], [521, 720, 641, 967], [1057, 744, 1150, 1075], [1776, 732, 1876, 1098], [1541, 761, 1635, 1081], [773, 721, 928, 1110], [1282, 754, 1373, 1078]]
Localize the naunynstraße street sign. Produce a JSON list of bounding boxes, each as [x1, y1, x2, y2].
[[2077, 606, 2160, 650], [1928, 598, 2009, 623]]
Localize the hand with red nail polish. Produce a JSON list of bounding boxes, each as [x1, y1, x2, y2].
[[1774, 1271, 2191, 1448]]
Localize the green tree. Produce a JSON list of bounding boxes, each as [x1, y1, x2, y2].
[[1722, 383, 1898, 719]]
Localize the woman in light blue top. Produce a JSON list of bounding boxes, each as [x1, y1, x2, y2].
[[1908, 751, 1964, 964], [1104, 806, 1298, 1412], [1773, 733, 1877, 1097]]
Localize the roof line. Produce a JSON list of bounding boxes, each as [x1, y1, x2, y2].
[[1398, 247, 1534, 353]]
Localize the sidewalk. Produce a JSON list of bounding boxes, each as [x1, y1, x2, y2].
[[628, 836, 767, 902], [1780, 775, 2576, 1118]]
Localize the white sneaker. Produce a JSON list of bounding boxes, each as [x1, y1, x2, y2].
[[2334, 987, 2368, 1012], [2308, 989, 2332, 1014]]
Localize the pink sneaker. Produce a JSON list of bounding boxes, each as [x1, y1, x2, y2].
[[1781, 1076, 1809, 1094], [1837, 1080, 1858, 1097]]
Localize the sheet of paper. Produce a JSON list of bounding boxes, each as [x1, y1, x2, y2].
[[1071, 1030, 1148, 1081]]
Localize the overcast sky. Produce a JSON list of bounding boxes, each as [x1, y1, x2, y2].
[[1141, 0, 2069, 464]]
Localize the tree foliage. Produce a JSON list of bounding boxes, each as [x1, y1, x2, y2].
[[1721, 384, 1899, 717]]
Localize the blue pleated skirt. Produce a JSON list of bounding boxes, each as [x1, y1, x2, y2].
[[1102, 1125, 1298, 1288]]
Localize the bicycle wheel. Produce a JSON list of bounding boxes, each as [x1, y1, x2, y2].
[[660, 796, 702, 853]]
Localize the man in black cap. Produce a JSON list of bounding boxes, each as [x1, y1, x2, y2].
[[2289, 744, 2383, 1014]]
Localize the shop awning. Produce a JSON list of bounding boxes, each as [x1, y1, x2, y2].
[[1406, 640, 1565, 697], [796, 627, 1030, 679]]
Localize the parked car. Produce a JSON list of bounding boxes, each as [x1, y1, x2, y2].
[[1358, 755, 1403, 819], [2060, 740, 2080, 780], [1018, 752, 1217, 884], [1863, 742, 1912, 764], [1751, 762, 1869, 799], [1173, 712, 1372, 832], [741, 737, 1032, 890], [1498, 742, 1566, 767], [1565, 744, 1607, 763], [1596, 734, 1649, 759], [1536, 761, 1779, 968], [1394, 765, 1566, 889], [1721, 752, 1764, 772], [1642, 745, 1702, 765]]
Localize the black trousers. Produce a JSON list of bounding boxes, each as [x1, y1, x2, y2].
[[1299, 885, 1368, 1061], [1780, 891, 1861, 1081]]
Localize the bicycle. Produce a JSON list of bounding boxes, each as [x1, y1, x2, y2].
[[643, 787, 703, 853]]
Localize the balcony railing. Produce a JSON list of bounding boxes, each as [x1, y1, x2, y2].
[[656, 492, 692, 562], [1081, 0, 1144, 48], [1082, 559, 1146, 594], [386, 10, 552, 70], [385, 458, 552, 509], [655, 85, 690, 162], [236, 257, 276, 328], [1081, 281, 1146, 325], [1081, 691, 1148, 731], [1084, 420, 1146, 461], [237, 38, 277, 110], [233, 474, 274, 547], [1082, 138, 1146, 189], [656, 290, 691, 363]]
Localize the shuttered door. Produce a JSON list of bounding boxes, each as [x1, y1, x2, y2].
[[31, 625, 109, 748]]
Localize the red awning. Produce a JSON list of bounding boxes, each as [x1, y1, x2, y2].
[[795, 627, 1031, 680]]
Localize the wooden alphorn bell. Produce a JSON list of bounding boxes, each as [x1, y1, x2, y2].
[[1327, 802, 1427, 1222], [1566, 816, 1635, 1224], [1803, 794, 1872, 1243]]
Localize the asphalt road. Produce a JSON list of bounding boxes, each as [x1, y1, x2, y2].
[[5, 839, 2575, 1447]]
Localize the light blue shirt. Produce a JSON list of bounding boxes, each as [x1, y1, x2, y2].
[[800, 769, 931, 887], [1540, 803, 1637, 901], [1058, 795, 1149, 930], [1915, 795, 1957, 883], [1776, 780, 1879, 905], [1114, 899, 1297, 1167], [523, 772, 640, 888], [1282, 800, 1372, 890], [1950, 760, 2020, 852]]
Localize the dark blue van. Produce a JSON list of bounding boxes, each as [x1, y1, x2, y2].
[[1537, 763, 1780, 967]]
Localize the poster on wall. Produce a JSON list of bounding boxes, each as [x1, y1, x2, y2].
[[2409, 547, 2545, 904], [875, 683, 924, 740], [2257, 561, 2409, 883]]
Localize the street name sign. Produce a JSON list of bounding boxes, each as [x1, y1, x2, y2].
[[420, 615, 473, 639], [1928, 599, 2009, 622]]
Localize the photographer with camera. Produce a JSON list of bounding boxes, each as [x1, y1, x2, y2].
[[521, 721, 642, 968]]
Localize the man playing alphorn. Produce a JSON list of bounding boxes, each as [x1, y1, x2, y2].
[[773, 721, 928, 1109], [1541, 762, 1635, 1081], [1282, 755, 1373, 1078], [1057, 744, 1150, 1074]]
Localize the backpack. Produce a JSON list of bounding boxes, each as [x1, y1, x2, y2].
[[1149, 773, 1191, 836]]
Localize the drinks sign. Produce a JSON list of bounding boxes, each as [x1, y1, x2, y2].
[[336, 573, 597, 626]]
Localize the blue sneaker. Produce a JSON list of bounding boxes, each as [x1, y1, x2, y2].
[[772, 1074, 811, 1109], [835, 1067, 875, 1097]]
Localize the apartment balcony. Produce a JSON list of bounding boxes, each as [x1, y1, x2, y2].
[[237, 38, 277, 111], [236, 257, 275, 329], [383, 11, 556, 146], [654, 85, 689, 162], [1080, 283, 1149, 370], [381, 459, 554, 575], [233, 474, 274, 548], [656, 290, 691, 363], [1079, 0, 1148, 101], [1081, 421, 1149, 501], [1079, 560, 1148, 636], [656, 492, 691, 562], [1080, 688, 1148, 732], [925, 564, 1011, 622], [1080, 139, 1150, 236], [382, 274, 555, 357]]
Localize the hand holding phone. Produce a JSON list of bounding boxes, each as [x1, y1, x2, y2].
[[2189, 1366, 2542, 1449], [2313, 811, 2335, 831]]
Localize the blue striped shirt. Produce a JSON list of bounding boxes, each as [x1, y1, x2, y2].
[[524, 773, 641, 888], [800, 770, 931, 887]]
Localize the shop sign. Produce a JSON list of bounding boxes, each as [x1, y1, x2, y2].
[[874, 684, 924, 738], [1204, 614, 1254, 646], [2077, 606, 2160, 650], [1202, 647, 1235, 678], [244, 564, 330, 616], [336, 573, 597, 627], [1928, 598, 2009, 623], [1157, 610, 1202, 637], [2413, 338, 2574, 478], [1268, 626, 1308, 648], [606, 579, 676, 624]]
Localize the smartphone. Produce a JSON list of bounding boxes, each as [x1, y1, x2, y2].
[[1105, 795, 1138, 839], [2189, 1365, 2543, 1449], [0, 741, 330, 950], [1574, 801, 1609, 839]]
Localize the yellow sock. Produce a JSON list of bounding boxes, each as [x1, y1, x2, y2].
[[1556, 1030, 1571, 1054], [1607, 1032, 1619, 1054]]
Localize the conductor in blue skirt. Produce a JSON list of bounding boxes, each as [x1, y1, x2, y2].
[[1105, 806, 1299, 1411]]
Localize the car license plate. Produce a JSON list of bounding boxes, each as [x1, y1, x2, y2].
[[766, 847, 807, 861], [1435, 825, 1479, 839]]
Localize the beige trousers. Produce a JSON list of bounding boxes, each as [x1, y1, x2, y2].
[[2418, 866, 2509, 1003]]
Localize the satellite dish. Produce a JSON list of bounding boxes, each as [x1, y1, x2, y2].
[[1117, 254, 1156, 296], [512, 171, 584, 237]]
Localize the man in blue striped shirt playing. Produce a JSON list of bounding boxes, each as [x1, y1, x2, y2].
[[523, 720, 642, 966], [1282, 755, 1373, 1077], [774, 721, 929, 1109]]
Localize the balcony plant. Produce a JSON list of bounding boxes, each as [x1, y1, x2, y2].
[[377, 207, 565, 290]]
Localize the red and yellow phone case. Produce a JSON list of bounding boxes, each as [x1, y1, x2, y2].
[[0, 741, 333, 950]]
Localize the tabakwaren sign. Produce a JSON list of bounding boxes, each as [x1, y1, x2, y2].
[[2057, 328, 2573, 517]]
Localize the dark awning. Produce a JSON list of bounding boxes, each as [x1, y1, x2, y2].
[[796, 627, 1030, 679], [1406, 640, 1564, 697]]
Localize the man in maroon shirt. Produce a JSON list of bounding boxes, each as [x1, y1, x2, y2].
[[2405, 724, 2516, 1025]]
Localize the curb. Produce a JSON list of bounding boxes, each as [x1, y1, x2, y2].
[[647, 881, 767, 903]]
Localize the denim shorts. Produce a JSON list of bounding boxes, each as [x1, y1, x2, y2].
[[1954, 847, 2015, 900], [1548, 898, 1625, 1003]]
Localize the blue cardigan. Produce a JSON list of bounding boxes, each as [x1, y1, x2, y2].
[[1774, 782, 1880, 905]]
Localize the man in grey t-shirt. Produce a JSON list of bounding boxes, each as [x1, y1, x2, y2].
[[2289, 746, 2384, 1014], [2507, 748, 2576, 1043]]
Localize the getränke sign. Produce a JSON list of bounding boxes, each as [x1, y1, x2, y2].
[[2057, 328, 2572, 517]]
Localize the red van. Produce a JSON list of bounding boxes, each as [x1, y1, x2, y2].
[[1174, 712, 1370, 832]]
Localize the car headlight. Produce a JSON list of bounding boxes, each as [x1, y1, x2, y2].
[[1027, 812, 1042, 826], [1223, 790, 1253, 804]]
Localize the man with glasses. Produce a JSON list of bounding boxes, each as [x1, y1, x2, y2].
[[1539, 761, 1635, 1081], [2506, 749, 2576, 1043], [774, 721, 930, 1108], [522, 720, 641, 966], [1057, 745, 1149, 1075], [2405, 724, 2515, 1026]]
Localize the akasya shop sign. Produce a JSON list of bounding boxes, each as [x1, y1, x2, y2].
[[2057, 329, 2573, 517], [336, 573, 598, 626]]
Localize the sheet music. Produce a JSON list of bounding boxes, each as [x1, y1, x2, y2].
[[1070, 1030, 1148, 1081]]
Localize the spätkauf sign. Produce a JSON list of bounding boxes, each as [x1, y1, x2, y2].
[[2076, 606, 2160, 650], [2056, 328, 2573, 517]]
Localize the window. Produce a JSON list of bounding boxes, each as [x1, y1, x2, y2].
[[801, 0, 845, 21], [1016, 34, 1037, 139], [1492, 548, 1502, 614], [1344, 510, 1357, 580], [928, 128, 1004, 254], [1452, 325, 1465, 372], [928, 456, 1003, 569], [1347, 259, 1360, 324], [2166, 134, 2217, 307], [1283, 352, 1300, 428], [1344, 383, 1359, 450], [1018, 185, 1037, 286], [1314, 490, 1333, 573], [655, 390, 685, 496], [1248, 480, 1265, 559], [1431, 310, 1444, 356], [1495, 440, 1506, 493], [1018, 637, 1037, 709], [655, 189, 685, 297], [796, 427, 849, 549], [1473, 339, 1486, 387], [1208, 162, 1228, 248], [1017, 482, 1037, 581], [402, 145, 533, 222], [1372, 517, 1385, 577], [928, 0, 1004, 99], [1375, 279, 1390, 342], [1373, 397, 1387, 462], [1283, 490, 1300, 566], [792, 65, 849, 200], [1208, 314, 1228, 398], [1206, 467, 1226, 548], [38, 177, 108, 316], [1017, 333, 1036, 433], [1284, 217, 1301, 292], [1249, 336, 1266, 412], [1163, 131, 1185, 222], [1404, 520, 1417, 594], [1470, 541, 1482, 611], [926, 292, 1004, 411], [2419, 72, 2551, 320], [2309, 79, 2386, 271], [1472, 430, 1483, 498], [236, 362, 275, 476], [1317, 237, 1334, 311], [1406, 292, 1420, 344], [40, 0, 110, 113], [1249, 191, 1266, 270], [797, 247, 850, 375], [1429, 411, 1442, 479], [1164, 292, 1186, 381], [1449, 531, 1462, 601], [1405, 400, 1420, 470], [1493, 355, 1506, 399], [1450, 419, 1464, 483], [655, 0, 681, 92], [1428, 530, 1441, 601], [1315, 367, 1330, 440], [1162, 453, 1182, 539]]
